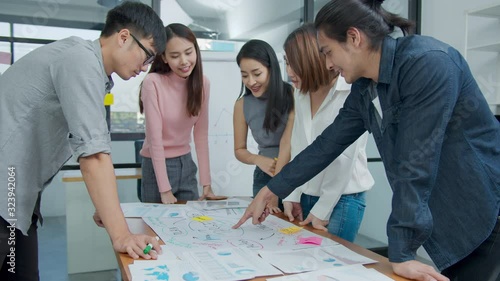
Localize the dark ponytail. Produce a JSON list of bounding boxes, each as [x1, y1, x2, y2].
[[315, 0, 414, 50]]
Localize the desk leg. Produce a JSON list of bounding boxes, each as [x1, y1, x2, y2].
[[65, 181, 118, 274]]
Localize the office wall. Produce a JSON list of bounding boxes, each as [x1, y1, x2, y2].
[[421, 0, 499, 54]]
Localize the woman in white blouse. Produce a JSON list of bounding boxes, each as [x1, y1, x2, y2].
[[275, 24, 374, 242]]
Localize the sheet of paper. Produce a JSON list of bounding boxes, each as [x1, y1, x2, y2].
[[143, 215, 338, 259], [320, 245, 378, 265], [266, 264, 394, 281], [156, 245, 179, 260], [129, 259, 213, 281], [202, 208, 246, 217], [258, 245, 376, 274], [186, 198, 250, 210], [120, 203, 185, 218], [183, 247, 282, 281]]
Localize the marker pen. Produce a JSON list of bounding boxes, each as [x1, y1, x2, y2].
[[143, 236, 160, 254]]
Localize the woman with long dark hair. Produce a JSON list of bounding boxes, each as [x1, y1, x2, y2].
[[140, 23, 219, 204], [233, 39, 294, 212]]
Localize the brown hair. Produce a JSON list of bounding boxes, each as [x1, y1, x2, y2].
[[283, 24, 332, 93], [139, 23, 204, 117]]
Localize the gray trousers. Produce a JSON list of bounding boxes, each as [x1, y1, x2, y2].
[[141, 153, 199, 202]]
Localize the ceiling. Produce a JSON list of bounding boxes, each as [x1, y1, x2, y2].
[[0, 0, 408, 43]]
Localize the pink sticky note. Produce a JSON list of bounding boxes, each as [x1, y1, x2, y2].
[[298, 236, 323, 245]]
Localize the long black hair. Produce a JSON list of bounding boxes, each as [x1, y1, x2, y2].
[[236, 39, 294, 133], [315, 0, 414, 50]]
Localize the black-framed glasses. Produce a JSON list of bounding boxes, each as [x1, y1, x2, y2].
[[130, 33, 155, 66]]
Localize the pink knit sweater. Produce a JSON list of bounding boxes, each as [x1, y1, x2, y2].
[[140, 72, 211, 192]]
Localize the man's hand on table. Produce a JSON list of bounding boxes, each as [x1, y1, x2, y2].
[[113, 233, 163, 260], [232, 186, 276, 228], [93, 210, 163, 260], [392, 260, 449, 281]]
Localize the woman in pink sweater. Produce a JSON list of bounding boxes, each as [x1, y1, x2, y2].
[[139, 23, 218, 204]]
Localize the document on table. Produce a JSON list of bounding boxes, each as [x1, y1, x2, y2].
[[143, 214, 338, 259], [130, 247, 282, 281], [186, 198, 250, 210], [120, 203, 186, 218], [266, 264, 394, 281], [183, 247, 282, 281], [129, 259, 211, 281], [155, 245, 179, 260], [258, 245, 377, 274]]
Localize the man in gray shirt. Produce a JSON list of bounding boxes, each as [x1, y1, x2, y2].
[[0, 2, 166, 280]]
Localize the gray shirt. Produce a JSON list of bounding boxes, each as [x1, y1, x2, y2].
[[0, 37, 113, 234], [243, 94, 287, 158]]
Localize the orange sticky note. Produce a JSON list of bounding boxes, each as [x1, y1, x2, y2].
[[279, 226, 303, 234]]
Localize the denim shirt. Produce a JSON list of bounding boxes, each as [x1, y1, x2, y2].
[[268, 35, 500, 270]]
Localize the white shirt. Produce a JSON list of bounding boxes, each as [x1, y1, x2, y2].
[[284, 76, 374, 220]]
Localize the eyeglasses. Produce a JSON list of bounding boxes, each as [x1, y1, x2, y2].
[[130, 33, 156, 66]]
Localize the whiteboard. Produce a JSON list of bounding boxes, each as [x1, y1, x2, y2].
[[193, 51, 257, 197], [194, 51, 287, 197], [110, 50, 285, 197]]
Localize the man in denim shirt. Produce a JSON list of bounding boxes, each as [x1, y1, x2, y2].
[[0, 2, 166, 280], [234, 1, 500, 281]]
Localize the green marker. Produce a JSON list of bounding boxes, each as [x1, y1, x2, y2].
[[143, 236, 160, 254]]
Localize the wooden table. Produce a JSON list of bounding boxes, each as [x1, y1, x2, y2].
[[62, 168, 142, 182], [116, 213, 410, 281]]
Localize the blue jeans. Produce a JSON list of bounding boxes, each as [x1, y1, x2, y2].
[[252, 166, 272, 196], [253, 167, 283, 209], [300, 192, 366, 242]]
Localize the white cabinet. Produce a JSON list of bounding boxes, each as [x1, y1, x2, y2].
[[62, 168, 141, 274], [465, 2, 500, 114]]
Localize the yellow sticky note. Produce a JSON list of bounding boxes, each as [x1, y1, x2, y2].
[[279, 226, 303, 234], [192, 216, 213, 222]]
